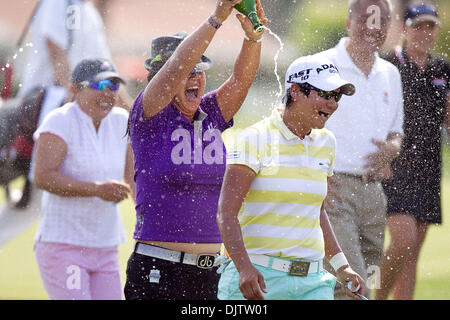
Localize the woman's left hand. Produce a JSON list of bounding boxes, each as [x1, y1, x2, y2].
[[236, 0, 268, 41]]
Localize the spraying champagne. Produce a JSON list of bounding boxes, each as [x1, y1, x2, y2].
[[234, 0, 263, 32]]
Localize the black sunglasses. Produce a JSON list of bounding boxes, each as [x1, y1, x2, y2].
[[299, 83, 343, 102]]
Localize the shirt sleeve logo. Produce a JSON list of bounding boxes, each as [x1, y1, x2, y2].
[[226, 151, 241, 159]]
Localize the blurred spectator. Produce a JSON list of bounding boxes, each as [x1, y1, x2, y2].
[[33, 58, 134, 300], [321, 0, 404, 299], [19, 0, 109, 98], [18, 0, 132, 111], [376, 2, 450, 300]]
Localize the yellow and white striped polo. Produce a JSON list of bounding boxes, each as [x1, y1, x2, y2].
[[226, 108, 336, 260]]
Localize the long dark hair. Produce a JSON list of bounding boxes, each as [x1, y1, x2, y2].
[[125, 69, 158, 137]]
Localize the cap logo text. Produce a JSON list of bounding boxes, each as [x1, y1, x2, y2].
[[288, 68, 313, 83], [316, 64, 339, 75]]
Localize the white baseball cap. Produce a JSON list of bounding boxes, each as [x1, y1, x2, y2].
[[284, 54, 355, 103]]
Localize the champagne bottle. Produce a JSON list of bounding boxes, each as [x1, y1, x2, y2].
[[234, 0, 263, 32]]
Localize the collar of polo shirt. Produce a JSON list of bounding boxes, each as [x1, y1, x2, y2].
[[272, 108, 316, 141]]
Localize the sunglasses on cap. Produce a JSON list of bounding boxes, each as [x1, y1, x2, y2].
[[80, 79, 120, 91], [299, 83, 343, 102]]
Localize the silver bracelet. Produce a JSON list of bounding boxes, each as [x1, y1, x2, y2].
[[244, 34, 263, 43]]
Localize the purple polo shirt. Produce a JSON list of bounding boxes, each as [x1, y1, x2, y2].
[[129, 90, 233, 243]]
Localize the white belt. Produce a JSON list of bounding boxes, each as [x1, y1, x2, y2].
[[135, 242, 219, 269], [249, 254, 322, 276]]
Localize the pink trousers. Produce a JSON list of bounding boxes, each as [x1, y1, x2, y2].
[[34, 241, 122, 300]]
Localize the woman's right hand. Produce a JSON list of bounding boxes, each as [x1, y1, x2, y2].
[[213, 0, 242, 24], [237, 0, 267, 40], [238, 264, 268, 300], [95, 180, 131, 203]]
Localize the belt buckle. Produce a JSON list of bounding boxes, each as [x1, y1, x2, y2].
[[196, 254, 216, 269], [288, 260, 310, 277]]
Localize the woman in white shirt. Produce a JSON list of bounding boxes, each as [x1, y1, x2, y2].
[[32, 58, 135, 300]]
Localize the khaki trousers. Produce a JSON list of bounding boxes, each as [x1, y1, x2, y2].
[[324, 173, 386, 300]]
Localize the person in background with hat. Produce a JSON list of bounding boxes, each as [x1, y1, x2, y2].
[[319, 0, 404, 299], [217, 55, 365, 300], [124, 0, 267, 300], [32, 58, 135, 300], [18, 0, 132, 110], [376, 2, 450, 300]]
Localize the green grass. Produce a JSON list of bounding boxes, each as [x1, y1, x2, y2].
[[0, 190, 137, 300], [0, 145, 449, 300]]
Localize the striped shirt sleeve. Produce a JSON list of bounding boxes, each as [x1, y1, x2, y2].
[[226, 127, 262, 174]]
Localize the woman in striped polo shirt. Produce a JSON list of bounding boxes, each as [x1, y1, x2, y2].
[[217, 54, 364, 300]]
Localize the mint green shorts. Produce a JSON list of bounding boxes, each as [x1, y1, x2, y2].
[[217, 258, 336, 300]]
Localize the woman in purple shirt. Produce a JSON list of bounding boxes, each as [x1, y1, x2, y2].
[[124, 0, 267, 300]]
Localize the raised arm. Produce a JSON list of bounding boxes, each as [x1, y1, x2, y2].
[[216, 0, 268, 123], [141, 0, 242, 119]]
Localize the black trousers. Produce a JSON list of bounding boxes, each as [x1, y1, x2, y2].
[[124, 250, 220, 300]]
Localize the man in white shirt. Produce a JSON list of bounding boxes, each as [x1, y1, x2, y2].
[[19, 0, 110, 99], [20, 0, 133, 116], [320, 0, 403, 299]]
